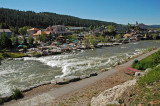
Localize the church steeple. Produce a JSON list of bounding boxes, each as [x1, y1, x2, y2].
[[136, 21, 138, 25]]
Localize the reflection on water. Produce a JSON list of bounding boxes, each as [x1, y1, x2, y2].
[[0, 40, 160, 95]]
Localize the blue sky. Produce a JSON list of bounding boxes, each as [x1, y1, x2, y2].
[[0, 0, 160, 25]]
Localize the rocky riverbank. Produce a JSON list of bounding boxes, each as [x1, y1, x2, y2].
[[3, 48, 159, 106], [91, 68, 151, 106], [1, 48, 157, 105]]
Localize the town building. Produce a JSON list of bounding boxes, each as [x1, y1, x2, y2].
[[46, 25, 72, 37], [129, 21, 147, 30], [69, 27, 89, 32], [33, 30, 51, 38], [27, 28, 40, 37], [0, 29, 12, 36]]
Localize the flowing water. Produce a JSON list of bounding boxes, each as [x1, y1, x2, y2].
[[0, 40, 160, 95]]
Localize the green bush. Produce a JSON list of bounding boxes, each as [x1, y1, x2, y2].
[[138, 66, 160, 86], [0, 53, 4, 60], [33, 52, 41, 57], [12, 88, 23, 100]]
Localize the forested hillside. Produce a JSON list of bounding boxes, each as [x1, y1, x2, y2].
[[0, 8, 117, 28]]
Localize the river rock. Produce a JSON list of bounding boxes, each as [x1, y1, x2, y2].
[[80, 75, 90, 79], [113, 62, 118, 67], [40, 81, 51, 85], [22, 87, 33, 92], [51, 79, 56, 84], [64, 76, 81, 82], [145, 68, 152, 73], [101, 69, 106, 72], [29, 85, 38, 89], [90, 72, 98, 77], [134, 72, 145, 79], [56, 78, 69, 85], [105, 67, 111, 71]]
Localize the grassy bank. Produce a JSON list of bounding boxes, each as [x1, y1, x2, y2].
[[132, 50, 160, 70], [119, 50, 160, 105], [0, 51, 27, 60], [127, 66, 160, 105]]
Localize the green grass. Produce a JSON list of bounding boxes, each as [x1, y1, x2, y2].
[[138, 66, 160, 86], [0, 51, 27, 59], [132, 50, 160, 70], [6, 52, 27, 58], [129, 66, 160, 105]]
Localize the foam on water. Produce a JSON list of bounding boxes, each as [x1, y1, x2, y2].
[[24, 49, 145, 79]]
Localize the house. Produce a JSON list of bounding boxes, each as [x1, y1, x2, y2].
[[0, 29, 12, 36], [93, 26, 105, 33], [124, 33, 144, 40], [69, 27, 89, 32], [46, 25, 72, 37], [27, 28, 40, 37], [33, 30, 51, 38], [129, 21, 147, 30]]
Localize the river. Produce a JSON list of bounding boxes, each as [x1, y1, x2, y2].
[[0, 40, 160, 95]]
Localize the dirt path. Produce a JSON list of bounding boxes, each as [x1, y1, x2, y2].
[[4, 48, 159, 106]]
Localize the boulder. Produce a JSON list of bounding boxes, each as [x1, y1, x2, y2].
[[91, 80, 137, 106], [80, 75, 90, 79], [145, 68, 152, 73], [22, 87, 33, 92], [101, 69, 106, 72], [64, 76, 81, 82], [134, 72, 145, 79], [56, 78, 69, 85], [51, 79, 56, 84], [40, 81, 51, 85]]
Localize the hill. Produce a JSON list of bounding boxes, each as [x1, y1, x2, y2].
[[0, 8, 118, 28], [147, 25, 160, 29]]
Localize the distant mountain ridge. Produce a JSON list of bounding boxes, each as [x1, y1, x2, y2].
[[0, 8, 118, 28], [147, 25, 160, 29]]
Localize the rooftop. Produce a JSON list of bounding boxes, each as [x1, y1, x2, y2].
[[0, 29, 12, 33]]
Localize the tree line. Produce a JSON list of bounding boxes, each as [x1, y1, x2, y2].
[[0, 8, 118, 29]]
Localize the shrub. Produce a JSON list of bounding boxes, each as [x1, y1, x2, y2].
[[0, 53, 4, 60], [12, 88, 23, 100], [33, 52, 41, 57]]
